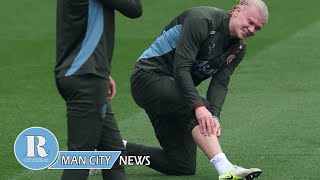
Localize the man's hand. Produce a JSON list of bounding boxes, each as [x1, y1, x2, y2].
[[214, 117, 221, 137], [195, 106, 221, 137], [108, 76, 116, 100]]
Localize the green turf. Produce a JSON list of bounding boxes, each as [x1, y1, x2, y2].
[[1, 0, 320, 179]]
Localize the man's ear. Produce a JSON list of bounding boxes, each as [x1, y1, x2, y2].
[[231, 5, 241, 17]]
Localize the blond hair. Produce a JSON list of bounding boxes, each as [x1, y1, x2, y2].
[[239, 0, 269, 23]]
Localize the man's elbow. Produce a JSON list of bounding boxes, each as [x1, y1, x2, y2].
[[129, 7, 143, 18]]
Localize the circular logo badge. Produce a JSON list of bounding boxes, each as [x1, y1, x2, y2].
[[226, 54, 236, 65], [14, 127, 59, 170]]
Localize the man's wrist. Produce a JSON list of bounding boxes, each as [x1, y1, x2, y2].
[[193, 104, 205, 110]]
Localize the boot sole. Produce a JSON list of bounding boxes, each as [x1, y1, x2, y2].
[[245, 171, 262, 180]]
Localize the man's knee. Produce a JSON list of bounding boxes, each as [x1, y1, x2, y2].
[[178, 165, 196, 175], [166, 160, 196, 175], [166, 166, 196, 176]]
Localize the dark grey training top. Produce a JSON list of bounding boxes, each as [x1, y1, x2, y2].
[[55, 0, 142, 78], [136, 6, 246, 118]]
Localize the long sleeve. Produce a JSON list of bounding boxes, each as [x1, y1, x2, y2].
[[173, 17, 209, 110], [207, 43, 247, 119]]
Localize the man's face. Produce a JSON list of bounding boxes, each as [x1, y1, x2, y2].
[[229, 5, 266, 39]]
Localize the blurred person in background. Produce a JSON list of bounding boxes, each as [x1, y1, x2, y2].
[[55, 0, 142, 179]]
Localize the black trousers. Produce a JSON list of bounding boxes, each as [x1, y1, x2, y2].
[[56, 74, 126, 180], [129, 68, 208, 175]]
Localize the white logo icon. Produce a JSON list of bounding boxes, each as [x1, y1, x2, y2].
[[26, 136, 49, 158]]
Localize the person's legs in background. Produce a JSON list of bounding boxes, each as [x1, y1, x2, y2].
[[56, 74, 126, 180]]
